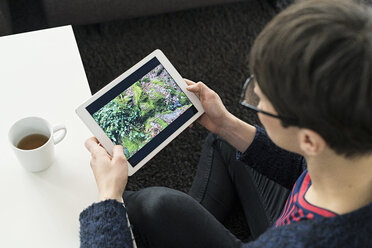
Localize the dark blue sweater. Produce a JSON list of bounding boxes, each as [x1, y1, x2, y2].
[[80, 127, 372, 247]]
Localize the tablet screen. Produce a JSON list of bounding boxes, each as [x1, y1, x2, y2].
[[86, 58, 198, 166]]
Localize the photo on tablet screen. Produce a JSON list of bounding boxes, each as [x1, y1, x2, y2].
[[91, 64, 192, 159]]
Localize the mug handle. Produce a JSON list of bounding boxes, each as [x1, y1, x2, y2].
[[53, 124, 67, 145]]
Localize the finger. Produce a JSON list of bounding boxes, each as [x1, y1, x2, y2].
[[112, 145, 127, 164], [184, 78, 196, 86], [85, 137, 99, 153], [195, 81, 214, 98], [186, 81, 199, 92], [85, 137, 109, 158]]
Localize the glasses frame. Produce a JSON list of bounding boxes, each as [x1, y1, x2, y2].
[[240, 75, 298, 126]]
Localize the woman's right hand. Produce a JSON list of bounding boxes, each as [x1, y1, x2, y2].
[[185, 79, 231, 135]]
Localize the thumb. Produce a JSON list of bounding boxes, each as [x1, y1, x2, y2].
[[112, 145, 127, 163]]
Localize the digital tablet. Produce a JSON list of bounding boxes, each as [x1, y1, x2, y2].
[[76, 49, 204, 176]]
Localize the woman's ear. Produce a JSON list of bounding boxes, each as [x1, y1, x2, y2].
[[298, 129, 327, 156]]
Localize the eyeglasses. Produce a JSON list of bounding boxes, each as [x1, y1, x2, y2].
[[240, 75, 298, 126]]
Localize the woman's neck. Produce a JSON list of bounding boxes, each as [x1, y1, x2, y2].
[[305, 150, 372, 215]]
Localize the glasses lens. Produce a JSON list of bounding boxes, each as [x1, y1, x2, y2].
[[240, 76, 259, 107]]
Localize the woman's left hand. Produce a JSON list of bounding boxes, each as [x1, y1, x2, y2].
[[85, 137, 128, 203]]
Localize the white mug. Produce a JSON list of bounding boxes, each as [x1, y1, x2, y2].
[[8, 116, 67, 172]]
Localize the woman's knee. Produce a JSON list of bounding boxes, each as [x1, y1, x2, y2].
[[126, 187, 190, 228]]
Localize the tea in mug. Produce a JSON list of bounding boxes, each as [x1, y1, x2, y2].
[[17, 134, 49, 150]]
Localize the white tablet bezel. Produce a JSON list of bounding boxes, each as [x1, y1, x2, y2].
[[76, 49, 204, 176]]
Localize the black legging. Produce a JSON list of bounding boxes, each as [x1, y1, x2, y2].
[[123, 133, 290, 248]]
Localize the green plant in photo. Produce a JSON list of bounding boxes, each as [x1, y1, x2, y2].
[[140, 101, 155, 117], [132, 82, 143, 105], [143, 77, 150, 83], [121, 135, 138, 158], [156, 118, 168, 129]]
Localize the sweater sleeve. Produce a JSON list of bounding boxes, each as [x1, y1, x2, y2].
[[79, 199, 134, 248], [237, 125, 306, 189]]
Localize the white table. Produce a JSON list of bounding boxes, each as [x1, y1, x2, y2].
[[0, 26, 97, 247]]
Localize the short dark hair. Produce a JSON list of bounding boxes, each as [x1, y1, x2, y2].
[[249, 0, 372, 157]]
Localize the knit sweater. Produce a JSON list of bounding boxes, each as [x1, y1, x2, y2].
[[79, 127, 372, 247]]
